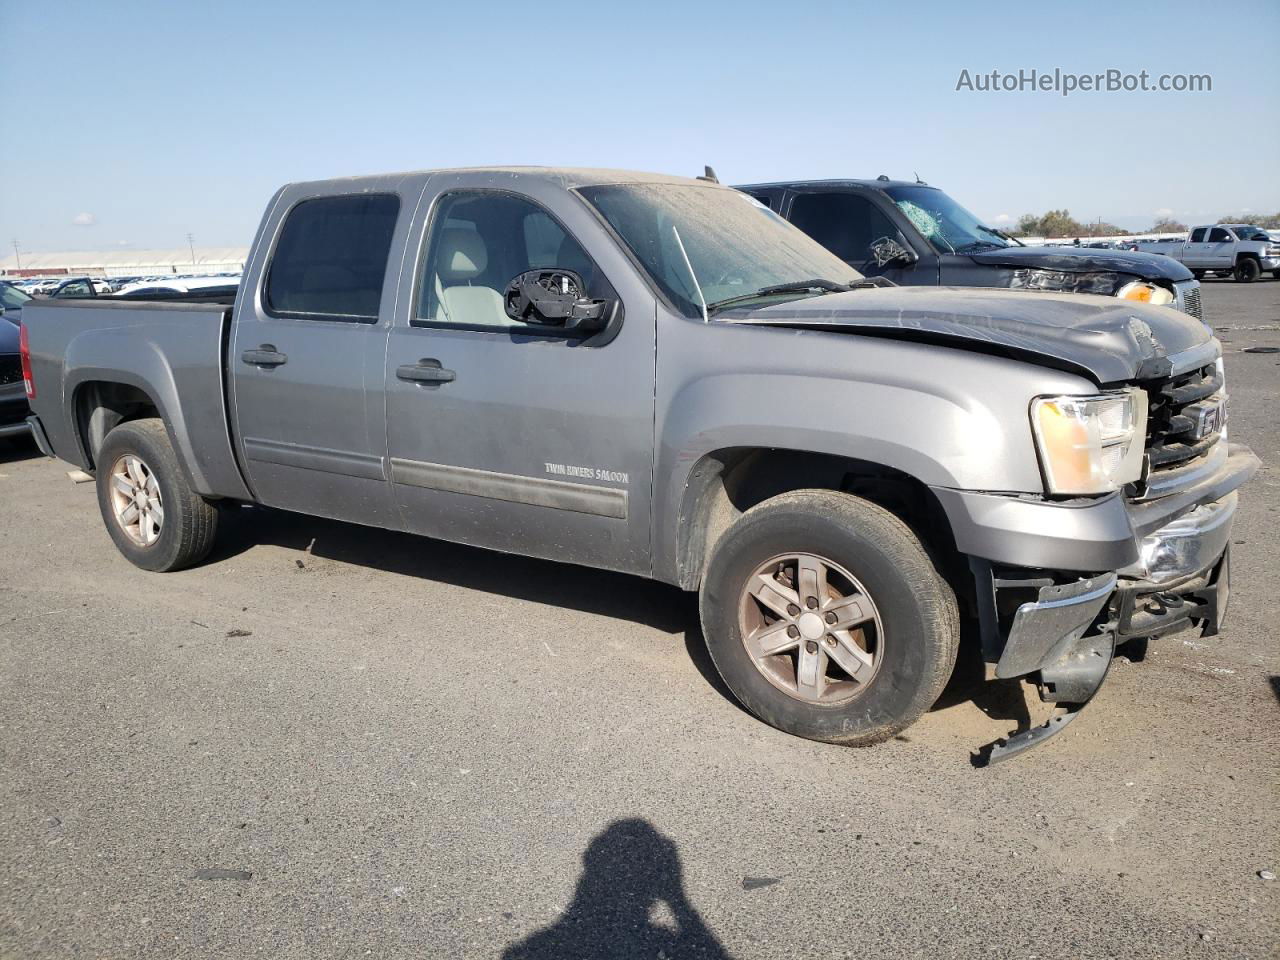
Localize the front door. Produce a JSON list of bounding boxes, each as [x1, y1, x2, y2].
[[784, 190, 936, 284], [383, 186, 657, 574], [230, 189, 406, 528], [1205, 226, 1234, 268]]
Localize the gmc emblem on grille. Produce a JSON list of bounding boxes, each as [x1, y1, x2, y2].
[[1195, 399, 1226, 439]]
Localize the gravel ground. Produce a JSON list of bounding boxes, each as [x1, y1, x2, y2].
[[1, 279, 1277, 959]]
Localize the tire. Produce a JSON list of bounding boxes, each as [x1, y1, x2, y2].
[[699, 489, 959, 746], [1191, 270, 1205, 280], [1234, 258, 1260, 283], [95, 418, 218, 571]]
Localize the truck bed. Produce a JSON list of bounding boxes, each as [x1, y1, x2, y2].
[[22, 298, 252, 501]]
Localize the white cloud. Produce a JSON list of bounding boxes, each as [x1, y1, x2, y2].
[[71, 212, 96, 226], [1153, 207, 1174, 218], [993, 213, 1012, 224]]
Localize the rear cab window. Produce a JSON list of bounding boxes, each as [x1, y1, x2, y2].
[[265, 194, 400, 323]]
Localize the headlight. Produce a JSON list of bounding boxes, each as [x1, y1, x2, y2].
[[1010, 268, 1118, 295], [1031, 389, 1148, 495], [1116, 280, 1174, 305]]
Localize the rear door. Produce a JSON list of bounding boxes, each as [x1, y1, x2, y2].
[[230, 182, 415, 528], [382, 176, 658, 575], [1182, 227, 1209, 267]]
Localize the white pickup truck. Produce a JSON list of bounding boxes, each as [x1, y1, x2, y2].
[[1135, 224, 1280, 282]]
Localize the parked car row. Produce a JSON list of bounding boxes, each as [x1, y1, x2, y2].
[[7, 272, 241, 298]]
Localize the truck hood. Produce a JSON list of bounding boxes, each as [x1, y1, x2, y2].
[[968, 244, 1193, 282], [722, 285, 1213, 384]]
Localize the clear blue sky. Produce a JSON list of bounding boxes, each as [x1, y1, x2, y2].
[[2, 0, 1277, 251]]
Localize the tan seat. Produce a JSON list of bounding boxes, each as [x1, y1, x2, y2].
[[433, 228, 515, 327]]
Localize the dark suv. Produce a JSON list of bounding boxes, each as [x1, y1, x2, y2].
[[735, 179, 1206, 323]]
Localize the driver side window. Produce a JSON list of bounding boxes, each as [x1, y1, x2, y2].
[[415, 192, 598, 330], [787, 192, 900, 266]]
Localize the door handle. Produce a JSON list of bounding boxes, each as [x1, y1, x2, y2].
[[242, 344, 288, 367], [397, 359, 456, 384]]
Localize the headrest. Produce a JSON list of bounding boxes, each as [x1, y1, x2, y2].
[[438, 228, 487, 281]]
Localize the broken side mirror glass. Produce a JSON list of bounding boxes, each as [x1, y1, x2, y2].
[[503, 269, 613, 333], [869, 236, 919, 268]]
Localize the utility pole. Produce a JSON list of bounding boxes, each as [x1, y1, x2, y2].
[[186, 232, 196, 266], [10, 239, 21, 272]]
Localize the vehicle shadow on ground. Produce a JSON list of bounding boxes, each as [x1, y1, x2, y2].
[[212, 504, 1030, 731], [210, 504, 694, 635], [500, 818, 734, 960]]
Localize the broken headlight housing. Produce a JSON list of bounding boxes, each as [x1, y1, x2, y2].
[[1031, 389, 1148, 495], [1009, 269, 1117, 295], [1116, 280, 1175, 305]]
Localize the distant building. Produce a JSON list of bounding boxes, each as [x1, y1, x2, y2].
[[0, 247, 249, 278]]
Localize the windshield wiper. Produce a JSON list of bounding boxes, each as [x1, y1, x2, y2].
[[706, 279, 851, 315], [978, 225, 1023, 247], [956, 239, 1005, 253]]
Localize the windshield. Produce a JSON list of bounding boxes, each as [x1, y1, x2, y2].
[[884, 185, 1014, 254], [577, 183, 863, 319], [1228, 225, 1269, 241]]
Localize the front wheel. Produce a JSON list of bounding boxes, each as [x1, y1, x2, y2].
[[95, 418, 219, 571], [1234, 258, 1260, 282], [699, 490, 959, 746]]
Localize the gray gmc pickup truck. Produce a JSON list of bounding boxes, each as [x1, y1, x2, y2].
[[20, 167, 1259, 761]]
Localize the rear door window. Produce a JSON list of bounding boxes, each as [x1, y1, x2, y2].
[[266, 194, 400, 322], [1189, 228, 1206, 243]]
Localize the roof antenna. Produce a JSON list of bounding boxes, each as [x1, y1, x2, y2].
[[914, 172, 927, 185], [697, 165, 719, 183], [876, 174, 890, 182]]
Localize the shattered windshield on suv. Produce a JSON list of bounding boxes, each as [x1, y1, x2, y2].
[[884, 185, 1015, 255], [577, 183, 863, 319]]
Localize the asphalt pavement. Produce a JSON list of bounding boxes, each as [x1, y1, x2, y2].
[[2, 278, 1277, 958]]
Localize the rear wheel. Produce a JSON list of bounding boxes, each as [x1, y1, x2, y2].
[[1234, 258, 1260, 282], [699, 490, 958, 746], [95, 418, 218, 571], [1191, 269, 1205, 280]]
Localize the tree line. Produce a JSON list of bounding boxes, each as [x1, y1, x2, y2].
[[1013, 210, 1280, 238]]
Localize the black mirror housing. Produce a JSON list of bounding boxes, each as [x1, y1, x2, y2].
[[503, 269, 613, 333]]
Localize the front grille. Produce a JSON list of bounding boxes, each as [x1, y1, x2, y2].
[[1136, 362, 1223, 499], [1181, 285, 1202, 321], [0, 354, 21, 387]]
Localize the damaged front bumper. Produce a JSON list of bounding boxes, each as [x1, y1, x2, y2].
[[956, 446, 1257, 764]]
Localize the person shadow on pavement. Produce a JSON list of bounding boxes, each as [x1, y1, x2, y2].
[[500, 819, 734, 960]]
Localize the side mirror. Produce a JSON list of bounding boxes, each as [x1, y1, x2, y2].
[[869, 236, 919, 268], [503, 269, 613, 334]]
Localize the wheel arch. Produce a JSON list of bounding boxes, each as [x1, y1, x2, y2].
[[669, 447, 963, 592]]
